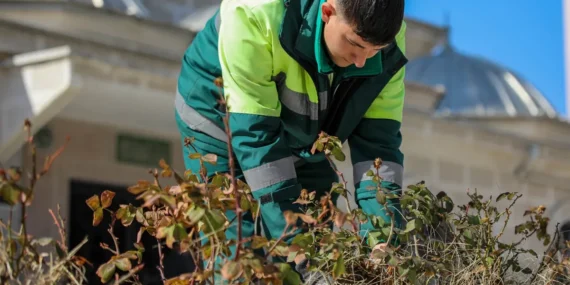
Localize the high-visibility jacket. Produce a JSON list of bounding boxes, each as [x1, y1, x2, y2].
[[174, 0, 408, 242]]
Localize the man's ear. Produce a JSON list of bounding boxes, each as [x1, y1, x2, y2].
[[321, 1, 336, 23]]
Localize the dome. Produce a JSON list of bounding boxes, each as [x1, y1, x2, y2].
[[406, 45, 558, 118]]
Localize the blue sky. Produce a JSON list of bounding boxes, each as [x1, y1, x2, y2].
[[405, 0, 567, 116]]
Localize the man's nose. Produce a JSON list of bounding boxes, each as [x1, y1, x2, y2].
[[353, 53, 366, 68]]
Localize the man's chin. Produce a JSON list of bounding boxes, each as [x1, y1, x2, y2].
[[333, 59, 352, 68]]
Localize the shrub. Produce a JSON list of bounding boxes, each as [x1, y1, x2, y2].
[[2, 117, 570, 284], [0, 120, 87, 284]]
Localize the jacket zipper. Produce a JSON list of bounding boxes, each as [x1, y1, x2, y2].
[[321, 76, 364, 135]]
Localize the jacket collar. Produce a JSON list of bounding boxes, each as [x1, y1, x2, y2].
[[280, 0, 383, 77]]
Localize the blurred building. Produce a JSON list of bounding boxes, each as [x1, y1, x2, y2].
[[1, 0, 570, 281]]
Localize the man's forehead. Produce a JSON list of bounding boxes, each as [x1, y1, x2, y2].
[[348, 30, 389, 50]]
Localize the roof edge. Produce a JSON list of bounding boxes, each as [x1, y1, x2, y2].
[[0, 0, 193, 33]]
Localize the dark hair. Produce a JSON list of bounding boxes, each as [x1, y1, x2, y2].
[[336, 0, 405, 46]]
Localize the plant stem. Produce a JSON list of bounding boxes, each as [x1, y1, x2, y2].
[[221, 94, 242, 261], [108, 217, 120, 255], [156, 238, 166, 282]]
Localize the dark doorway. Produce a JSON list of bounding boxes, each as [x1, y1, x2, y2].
[[68, 179, 195, 284]]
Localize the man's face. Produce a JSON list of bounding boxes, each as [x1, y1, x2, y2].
[[321, 0, 388, 68]]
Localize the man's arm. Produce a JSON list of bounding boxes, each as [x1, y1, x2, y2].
[[348, 21, 407, 247], [218, 2, 302, 203]]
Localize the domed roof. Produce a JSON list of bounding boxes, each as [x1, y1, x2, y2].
[[406, 44, 558, 118]]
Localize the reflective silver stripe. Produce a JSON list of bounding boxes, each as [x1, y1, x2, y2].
[[318, 91, 328, 111], [279, 87, 319, 119], [353, 160, 403, 188], [273, 73, 328, 120], [243, 156, 297, 191], [175, 88, 227, 142]]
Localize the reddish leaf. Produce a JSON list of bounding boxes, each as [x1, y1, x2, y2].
[[161, 168, 173, 178], [159, 159, 170, 170], [7, 168, 21, 182], [334, 212, 348, 228], [128, 181, 150, 195], [100, 190, 115, 209], [283, 211, 298, 226], [298, 214, 316, 225]]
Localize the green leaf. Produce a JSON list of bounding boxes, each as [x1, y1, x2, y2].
[[157, 225, 175, 248], [407, 268, 417, 284], [0, 183, 20, 206], [367, 231, 382, 248], [527, 249, 538, 258], [404, 219, 417, 233], [496, 192, 510, 202], [287, 250, 298, 263], [160, 194, 177, 209], [93, 208, 104, 227], [463, 229, 473, 240], [485, 257, 495, 267], [331, 183, 346, 196], [86, 195, 100, 211], [388, 255, 399, 266], [292, 233, 313, 248], [376, 191, 386, 205], [33, 237, 53, 247], [468, 215, 481, 225], [114, 257, 132, 271], [186, 205, 205, 225], [271, 243, 290, 256], [332, 254, 345, 279], [251, 236, 269, 249], [173, 223, 188, 242], [202, 209, 227, 239], [211, 174, 225, 188], [116, 205, 136, 227], [221, 260, 241, 281], [279, 263, 302, 285], [331, 147, 345, 161], [189, 153, 202, 160], [314, 141, 324, 152], [96, 262, 116, 283]]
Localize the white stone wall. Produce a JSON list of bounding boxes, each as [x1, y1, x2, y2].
[[23, 118, 185, 242]]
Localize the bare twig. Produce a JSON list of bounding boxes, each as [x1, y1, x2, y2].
[[216, 77, 244, 261], [156, 238, 166, 282], [107, 215, 120, 255]]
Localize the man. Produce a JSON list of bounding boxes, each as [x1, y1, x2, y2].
[[174, 0, 407, 279]]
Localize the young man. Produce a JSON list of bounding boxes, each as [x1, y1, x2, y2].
[[174, 0, 407, 278]]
